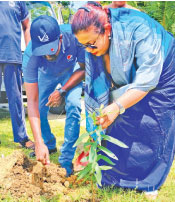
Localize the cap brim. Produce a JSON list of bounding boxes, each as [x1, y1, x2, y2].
[[32, 38, 59, 56]]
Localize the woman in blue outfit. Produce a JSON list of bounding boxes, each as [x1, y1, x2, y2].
[[71, 2, 175, 196]]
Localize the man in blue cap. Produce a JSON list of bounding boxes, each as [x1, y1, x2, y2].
[[22, 15, 85, 176], [0, 1, 34, 149]]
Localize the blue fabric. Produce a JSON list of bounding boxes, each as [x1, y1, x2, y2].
[[85, 54, 110, 135], [85, 8, 175, 191], [109, 8, 174, 93], [0, 1, 28, 64], [100, 42, 175, 191], [22, 26, 85, 165], [38, 66, 82, 164], [0, 64, 28, 143]]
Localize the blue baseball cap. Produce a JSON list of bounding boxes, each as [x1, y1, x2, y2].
[[30, 15, 60, 56]]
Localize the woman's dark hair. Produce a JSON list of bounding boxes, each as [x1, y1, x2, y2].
[[71, 2, 109, 35]]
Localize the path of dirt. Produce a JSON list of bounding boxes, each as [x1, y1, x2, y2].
[[0, 151, 89, 201]]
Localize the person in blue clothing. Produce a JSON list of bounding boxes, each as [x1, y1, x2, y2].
[[0, 1, 34, 149], [22, 15, 85, 176], [71, 2, 175, 197]]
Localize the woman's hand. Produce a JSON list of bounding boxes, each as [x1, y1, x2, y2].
[[46, 90, 62, 107], [96, 102, 120, 129]]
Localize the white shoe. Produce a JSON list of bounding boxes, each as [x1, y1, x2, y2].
[[144, 190, 158, 200]]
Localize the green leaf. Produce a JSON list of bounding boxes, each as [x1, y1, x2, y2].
[[77, 164, 92, 180], [96, 131, 102, 146], [95, 163, 102, 186], [84, 141, 93, 149], [73, 132, 90, 147], [97, 154, 115, 166], [99, 166, 112, 170], [98, 145, 118, 160], [79, 173, 91, 185], [89, 112, 96, 122], [97, 125, 103, 132], [80, 156, 88, 163], [89, 144, 97, 163], [100, 104, 104, 110], [98, 104, 104, 116], [101, 134, 128, 148]]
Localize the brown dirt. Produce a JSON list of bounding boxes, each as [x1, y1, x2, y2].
[[0, 151, 89, 201]]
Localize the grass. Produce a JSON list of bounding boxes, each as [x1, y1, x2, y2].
[[0, 108, 175, 202]]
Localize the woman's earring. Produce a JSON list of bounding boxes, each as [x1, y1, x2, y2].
[[108, 35, 111, 40]]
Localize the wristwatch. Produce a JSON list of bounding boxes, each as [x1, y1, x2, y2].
[[57, 88, 67, 97], [115, 100, 125, 114]]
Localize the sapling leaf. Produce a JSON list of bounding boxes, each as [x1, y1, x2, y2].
[[101, 134, 128, 148], [91, 161, 96, 172], [84, 140, 93, 146], [98, 145, 118, 160], [89, 112, 97, 123], [98, 104, 104, 117], [99, 166, 113, 170], [96, 131, 102, 146], [80, 156, 88, 163], [84, 142, 93, 150], [73, 132, 90, 147], [94, 173, 102, 187], [89, 144, 97, 163], [97, 154, 115, 165], [79, 173, 91, 185], [95, 163, 102, 186], [100, 104, 104, 110], [97, 125, 103, 132], [77, 164, 92, 180]]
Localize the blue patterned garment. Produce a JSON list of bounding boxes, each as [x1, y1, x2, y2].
[[85, 8, 175, 191], [0, 1, 29, 64]]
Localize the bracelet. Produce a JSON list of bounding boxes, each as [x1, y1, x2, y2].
[[57, 88, 67, 97], [115, 100, 125, 114]]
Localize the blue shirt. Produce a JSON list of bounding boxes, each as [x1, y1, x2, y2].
[[0, 1, 29, 64], [108, 8, 174, 94], [22, 27, 85, 83]]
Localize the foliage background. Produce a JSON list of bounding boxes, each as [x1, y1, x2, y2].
[[101, 1, 175, 36], [27, 1, 175, 36]]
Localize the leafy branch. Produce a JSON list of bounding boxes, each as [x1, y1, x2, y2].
[[74, 105, 128, 201]]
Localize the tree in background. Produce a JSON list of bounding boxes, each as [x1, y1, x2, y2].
[[101, 1, 175, 36], [51, 1, 74, 24]]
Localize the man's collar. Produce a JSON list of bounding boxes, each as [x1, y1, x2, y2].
[[60, 33, 71, 53]]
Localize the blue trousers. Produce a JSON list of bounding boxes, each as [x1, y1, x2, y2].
[[38, 69, 82, 165], [0, 63, 28, 143]]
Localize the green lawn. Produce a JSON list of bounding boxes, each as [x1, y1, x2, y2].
[[0, 109, 175, 202]]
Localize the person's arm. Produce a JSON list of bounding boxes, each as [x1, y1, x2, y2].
[[62, 62, 85, 91], [46, 62, 85, 107], [22, 18, 31, 46], [97, 89, 148, 129], [24, 82, 50, 165], [98, 22, 164, 129]]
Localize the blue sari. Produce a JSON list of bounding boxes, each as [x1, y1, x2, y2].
[[85, 8, 175, 191]]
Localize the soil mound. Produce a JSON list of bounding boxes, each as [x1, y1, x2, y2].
[[0, 151, 85, 201]]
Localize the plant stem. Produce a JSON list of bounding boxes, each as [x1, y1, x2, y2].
[[91, 175, 95, 202]]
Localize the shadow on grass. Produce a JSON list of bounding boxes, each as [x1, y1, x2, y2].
[[0, 109, 10, 119]]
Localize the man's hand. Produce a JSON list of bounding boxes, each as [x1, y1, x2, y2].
[[46, 90, 62, 107], [96, 103, 120, 129], [35, 142, 50, 165]]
